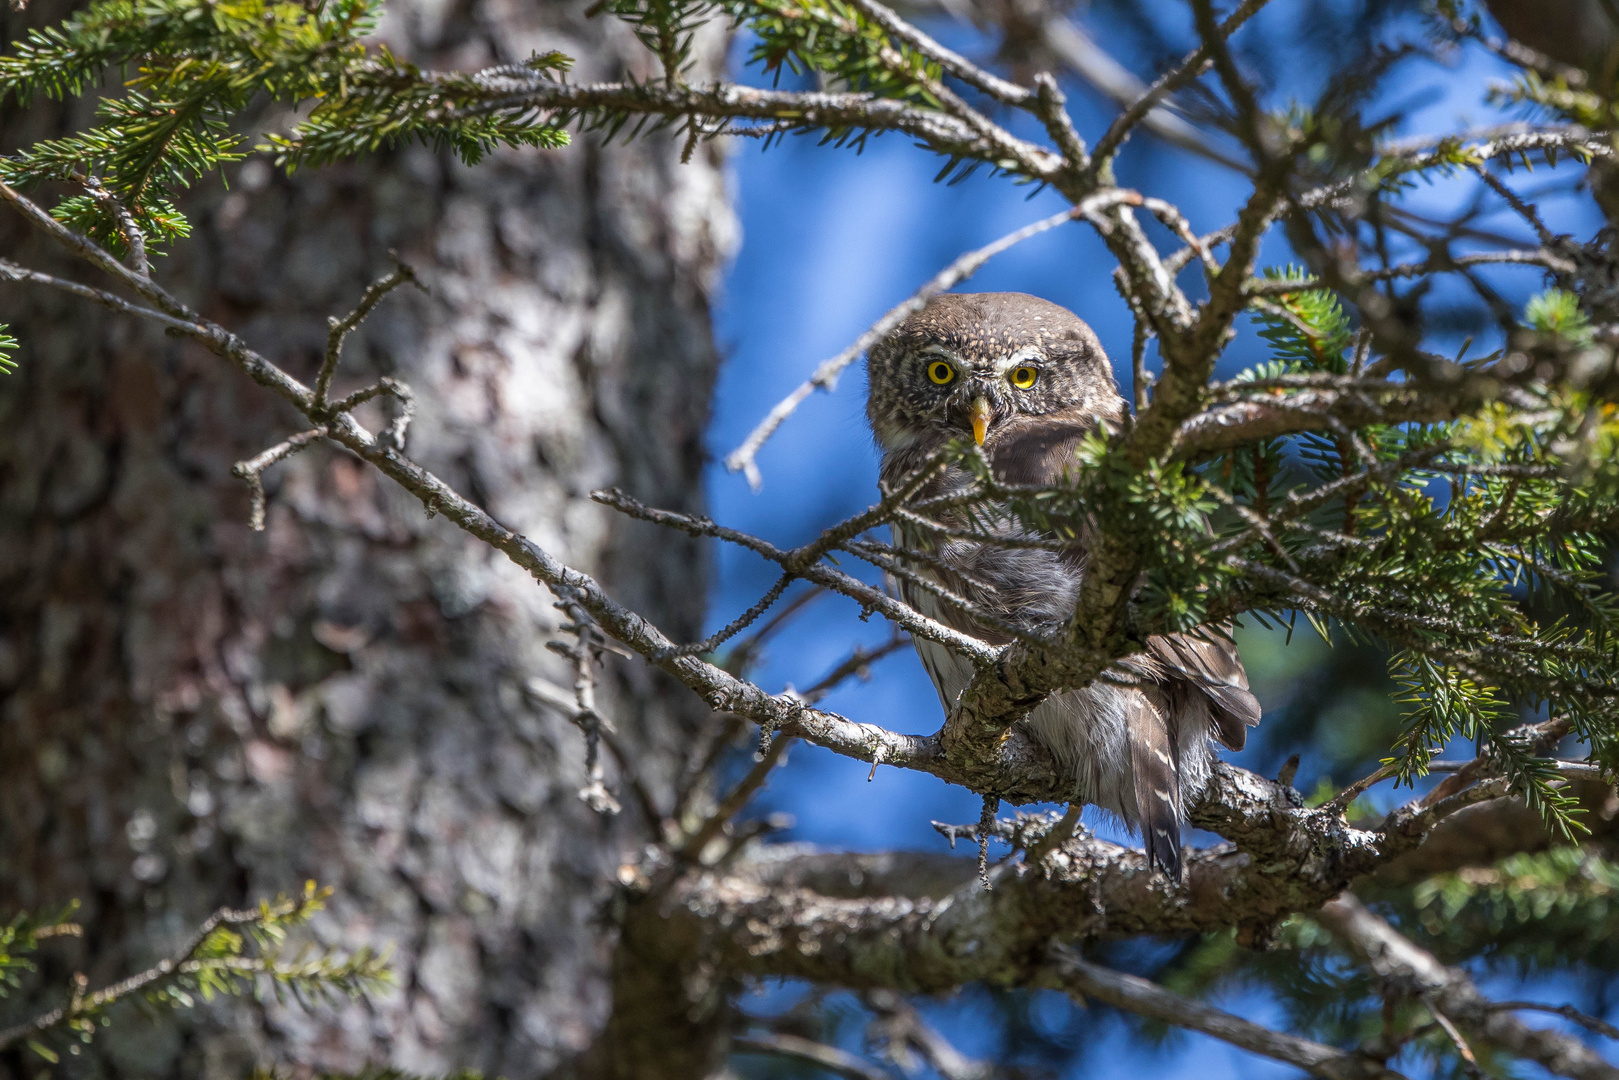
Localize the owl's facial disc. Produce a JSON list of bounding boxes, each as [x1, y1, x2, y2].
[[866, 292, 1124, 460]]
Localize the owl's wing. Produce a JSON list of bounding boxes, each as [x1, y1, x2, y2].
[[1125, 692, 1185, 882], [986, 417, 1090, 486], [1149, 629, 1262, 750]]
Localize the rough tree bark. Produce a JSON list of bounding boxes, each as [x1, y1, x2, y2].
[[0, 1, 733, 1077]]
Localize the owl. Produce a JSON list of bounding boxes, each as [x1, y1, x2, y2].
[[865, 292, 1260, 881]]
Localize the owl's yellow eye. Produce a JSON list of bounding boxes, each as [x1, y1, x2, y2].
[[927, 361, 956, 385], [1010, 366, 1039, 390]]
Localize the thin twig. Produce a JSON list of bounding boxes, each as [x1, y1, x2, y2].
[[230, 429, 327, 532], [865, 988, 993, 1080], [1490, 1002, 1619, 1042], [679, 731, 792, 861], [317, 257, 422, 411], [1319, 893, 1619, 1080], [655, 575, 793, 660], [1089, 0, 1274, 166], [843, 0, 1032, 106], [78, 175, 148, 279], [722, 584, 825, 674], [1423, 993, 1481, 1071], [796, 632, 909, 706]]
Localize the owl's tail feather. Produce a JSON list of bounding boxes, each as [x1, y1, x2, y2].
[[1127, 696, 1184, 883]]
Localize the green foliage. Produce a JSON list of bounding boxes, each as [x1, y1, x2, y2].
[[3, 883, 390, 1062], [263, 49, 573, 172], [1407, 848, 1619, 966], [1525, 287, 1595, 346], [596, 0, 727, 83], [0, 0, 966, 263], [0, 325, 17, 373], [742, 0, 941, 105], [1252, 269, 1355, 375], [942, 278, 1619, 833], [1189, 271, 1619, 834], [0, 0, 571, 253], [0, 903, 83, 1000]]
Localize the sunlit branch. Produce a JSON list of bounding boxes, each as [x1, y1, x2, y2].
[[448, 76, 1062, 181], [733, 1032, 889, 1080], [843, 0, 1033, 106]]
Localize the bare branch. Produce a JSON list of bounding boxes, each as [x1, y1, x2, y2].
[[865, 989, 992, 1080], [328, 375, 416, 450], [230, 429, 327, 532], [1491, 1003, 1619, 1043], [733, 1032, 890, 1080], [679, 732, 792, 862], [1037, 16, 1248, 171], [1173, 388, 1464, 459], [843, 0, 1032, 106], [526, 673, 664, 832], [796, 633, 910, 707], [1089, 0, 1274, 166], [657, 575, 793, 660], [1049, 947, 1405, 1080], [0, 258, 199, 336], [317, 256, 421, 410], [1243, 248, 1581, 293], [720, 584, 825, 674], [590, 487, 998, 661], [1031, 73, 1089, 169], [1318, 893, 1619, 1080]]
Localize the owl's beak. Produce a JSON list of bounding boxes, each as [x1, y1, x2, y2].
[[969, 396, 992, 446]]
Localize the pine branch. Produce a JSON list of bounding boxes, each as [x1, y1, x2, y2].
[[0, 884, 388, 1057]]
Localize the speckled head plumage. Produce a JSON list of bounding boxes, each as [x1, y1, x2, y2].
[[865, 292, 1124, 454]]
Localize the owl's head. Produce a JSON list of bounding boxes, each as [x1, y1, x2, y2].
[[865, 292, 1123, 452]]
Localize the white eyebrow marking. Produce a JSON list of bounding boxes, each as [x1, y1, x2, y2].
[[992, 345, 1043, 374], [921, 344, 963, 363]]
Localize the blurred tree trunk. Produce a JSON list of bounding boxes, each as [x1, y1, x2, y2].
[[0, 1, 733, 1077]]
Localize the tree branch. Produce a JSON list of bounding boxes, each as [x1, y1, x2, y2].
[[732, 1032, 890, 1080], [1318, 893, 1619, 1080], [1048, 947, 1405, 1080]]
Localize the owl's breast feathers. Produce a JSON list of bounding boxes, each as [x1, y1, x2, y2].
[[979, 412, 1258, 736], [886, 409, 1261, 881]]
